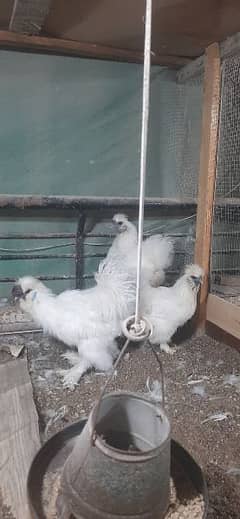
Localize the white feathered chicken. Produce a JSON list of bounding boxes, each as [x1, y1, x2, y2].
[[141, 264, 204, 354], [12, 257, 136, 388], [101, 213, 174, 287]]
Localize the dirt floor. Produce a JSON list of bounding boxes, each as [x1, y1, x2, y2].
[[0, 319, 240, 518]]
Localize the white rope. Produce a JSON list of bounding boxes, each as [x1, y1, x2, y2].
[[134, 0, 152, 328]]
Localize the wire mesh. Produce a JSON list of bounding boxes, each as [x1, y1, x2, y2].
[[211, 56, 240, 305], [175, 74, 204, 199]]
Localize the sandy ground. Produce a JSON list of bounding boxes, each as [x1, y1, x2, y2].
[[0, 321, 240, 518]]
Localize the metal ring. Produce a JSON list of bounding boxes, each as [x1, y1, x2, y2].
[[121, 315, 153, 342]]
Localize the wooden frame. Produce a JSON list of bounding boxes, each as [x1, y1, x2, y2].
[[178, 30, 240, 83], [194, 43, 221, 331], [0, 359, 40, 518], [0, 30, 190, 67], [207, 294, 240, 340]]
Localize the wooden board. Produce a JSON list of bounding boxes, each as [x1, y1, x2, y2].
[[194, 43, 221, 330], [43, 0, 240, 59], [0, 30, 190, 67], [207, 294, 240, 340], [0, 359, 40, 519]]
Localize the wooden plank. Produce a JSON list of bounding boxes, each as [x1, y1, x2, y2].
[[0, 359, 40, 519], [207, 293, 240, 340], [194, 43, 221, 330], [0, 30, 191, 67], [9, 0, 51, 34]]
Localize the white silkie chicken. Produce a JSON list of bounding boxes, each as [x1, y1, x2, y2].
[[11, 257, 136, 388], [102, 213, 174, 287], [141, 264, 204, 354]]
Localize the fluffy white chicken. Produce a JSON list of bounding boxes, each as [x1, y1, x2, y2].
[[141, 264, 204, 354], [102, 213, 174, 287], [12, 257, 136, 388]]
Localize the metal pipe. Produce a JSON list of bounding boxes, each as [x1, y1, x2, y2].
[[0, 194, 197, 218], [0, 253, 106, 260], [75, 214, 86, 289]]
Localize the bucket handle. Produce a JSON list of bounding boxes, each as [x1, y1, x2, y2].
[[90, 338, 165, 445]]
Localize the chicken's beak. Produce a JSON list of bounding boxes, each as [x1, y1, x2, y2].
[[11, 284, 24, 304], [190, 275, 202, 288]]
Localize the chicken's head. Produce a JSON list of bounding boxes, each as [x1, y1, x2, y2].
[[11, 276, 50, 312], [112, 213, 130, 233], [184, 264, 204, 292]]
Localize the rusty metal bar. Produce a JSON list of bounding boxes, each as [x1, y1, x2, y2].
[[0, 254, 75, 260], [0, 233, 76, 239], [0, 229, 236, 240], [75, 214, 86, 289], [0, 274, 95, 283], [0, 253, 106, 260], [0, 195, 197, 218]]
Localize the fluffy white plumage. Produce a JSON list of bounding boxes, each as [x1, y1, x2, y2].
[[141, 264, 204, 354], [12, 257, 136, 388], [101, 213, 174, 287]]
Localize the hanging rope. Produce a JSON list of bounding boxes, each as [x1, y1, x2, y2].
[[134, 0, 152, 329], [120, 0, 153, 344]]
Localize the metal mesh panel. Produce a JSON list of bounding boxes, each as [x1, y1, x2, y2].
[[175, 74, 203, 199], [211, 56, 240, 304]]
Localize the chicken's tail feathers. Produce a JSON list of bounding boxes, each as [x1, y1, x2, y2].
[[95, 254, 136, 292], [143, 234, 174, 272]]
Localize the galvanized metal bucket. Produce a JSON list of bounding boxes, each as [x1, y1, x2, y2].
[[60, 391, 171, 519]]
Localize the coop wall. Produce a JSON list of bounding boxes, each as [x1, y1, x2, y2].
[[0, 50, 203, 298]]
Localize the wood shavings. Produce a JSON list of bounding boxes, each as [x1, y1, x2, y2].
[[44, 406, 68, 435], [0, 342, 25, 358], [226, 467, 240, 476], [166, 477, 204, 518], [187, 376, 209, 385], [41, 469, 205, 519], [42, 471, 61, 519], [191, 384, 206, 398], [201, 412, 233, 424], [0, 488, 15, 519], [224, 374, 240, 392]]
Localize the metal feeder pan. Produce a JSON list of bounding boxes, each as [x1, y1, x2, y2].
[[27, 419, 209, 519]]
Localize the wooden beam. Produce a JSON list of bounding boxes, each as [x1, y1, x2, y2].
[[194, 43, 221, 331], [207, 294, 240, 340], [0, 30, 191, 67], [9, 0, 51, 35], [0, 359, 40, 518]]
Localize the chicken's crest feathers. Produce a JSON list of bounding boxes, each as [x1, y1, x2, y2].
[[113, 213, 129, 224], [17, 276, 52, 295], [184, 264, 204, 279]]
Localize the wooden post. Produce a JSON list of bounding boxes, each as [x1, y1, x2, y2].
[[194, 43, 221, 331]]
